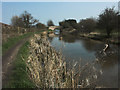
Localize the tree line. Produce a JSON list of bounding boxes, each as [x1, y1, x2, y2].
[[11, 7, 119, 37], [11, 11, 54, 29], [59, 7, 119, 37]]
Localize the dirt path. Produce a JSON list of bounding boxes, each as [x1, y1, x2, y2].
[[2, 36, 30, 87]]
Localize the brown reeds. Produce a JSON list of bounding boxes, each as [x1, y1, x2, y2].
[[26, 34, 102, 88]]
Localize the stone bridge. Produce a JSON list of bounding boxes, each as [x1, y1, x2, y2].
[[48, 26, 60, 30]]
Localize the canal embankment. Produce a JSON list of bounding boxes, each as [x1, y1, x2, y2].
[[60, 30, 119, 45], [78, 33, 119, 45]]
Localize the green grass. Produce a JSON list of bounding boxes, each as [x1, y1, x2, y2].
[[94, 29, 119, 36], [3, 30, 45, 88], [2, 30, 44, 55], [48, 29, 53, 32], [2, 32, 33, 55], [4, 41, 35, 88]]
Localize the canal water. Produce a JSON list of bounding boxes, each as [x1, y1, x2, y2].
[[48, 32, 119, 88]]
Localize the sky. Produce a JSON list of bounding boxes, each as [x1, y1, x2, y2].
[[2, 2, 118, 25]]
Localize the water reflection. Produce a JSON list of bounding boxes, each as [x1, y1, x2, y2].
[[59, 34, 76, 43], [81, 39, 104, 52], [48, 33, 118, 88]]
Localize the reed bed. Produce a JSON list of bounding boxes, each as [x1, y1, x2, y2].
[[26, 34, 102, 88]]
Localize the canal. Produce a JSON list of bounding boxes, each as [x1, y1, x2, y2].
[[48, 31, 119, 88]]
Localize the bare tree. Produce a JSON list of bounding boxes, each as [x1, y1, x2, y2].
[[20, 11, 39, 28], [11, 16, 24, 27], [11, 11, 39, 28]]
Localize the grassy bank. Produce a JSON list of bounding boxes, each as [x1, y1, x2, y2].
[[79, 32, 119, 45], [61, 28, 119, 44], [2, 30, 45, 55], [2, 32, 33, 55], [4, 41, 35, 88]]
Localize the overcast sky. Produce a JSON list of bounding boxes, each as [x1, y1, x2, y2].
[[2, 2, 118, 25]]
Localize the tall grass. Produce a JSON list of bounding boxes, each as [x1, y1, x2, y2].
[[26, 34, 102, 88]]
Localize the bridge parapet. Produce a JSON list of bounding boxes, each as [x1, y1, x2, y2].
[[48, 26, 60, 30]]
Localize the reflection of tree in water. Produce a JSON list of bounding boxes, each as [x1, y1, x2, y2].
[[59, 34, 76, 43], [51, 33, 119, 69], [81, 39, 104, 52]]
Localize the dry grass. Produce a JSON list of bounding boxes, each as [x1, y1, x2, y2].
[[26, 34, 102, 88]]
